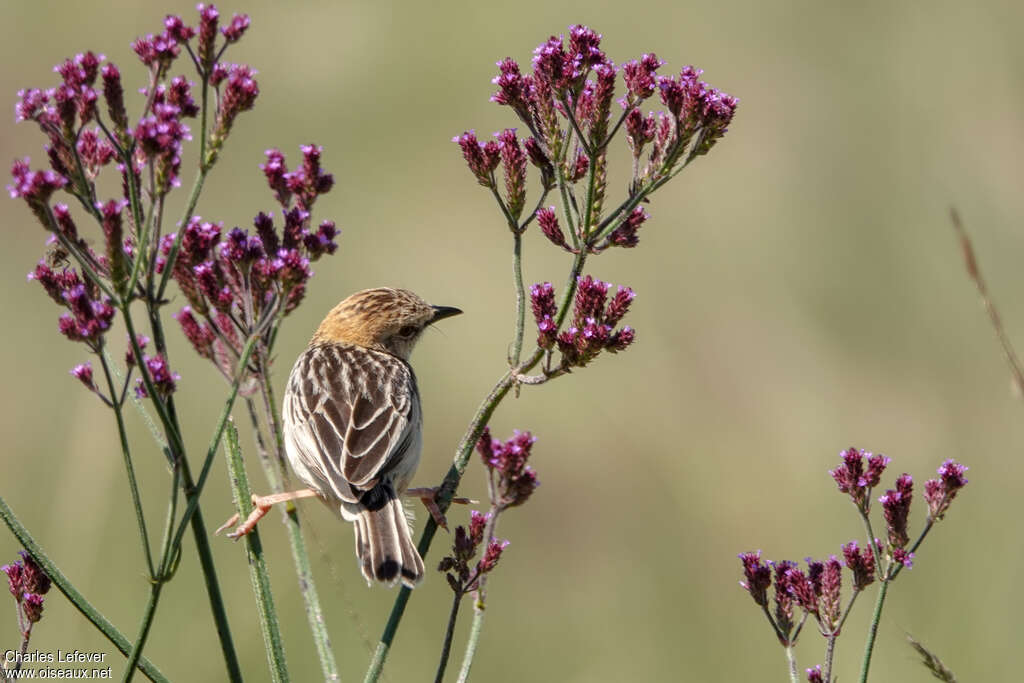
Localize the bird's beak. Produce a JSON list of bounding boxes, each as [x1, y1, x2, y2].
[[430, 305, 462, 323]]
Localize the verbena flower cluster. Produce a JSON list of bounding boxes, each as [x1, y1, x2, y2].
[[9, 5, 265, 392], [171, 145, 337, 382], [9, 5, 339, 397], [2, 551, 52, 627], [454, 26, 735, 382], [738, 448, 968, 681], [531, 275, 634, 368], [438, 429, 542, 593], [438, 509, 508, 595]]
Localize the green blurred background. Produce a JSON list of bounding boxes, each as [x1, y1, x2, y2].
[[2, 0, 1022, 680]]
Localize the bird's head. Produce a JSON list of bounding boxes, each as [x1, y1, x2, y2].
[[311, 287, 461, 360]]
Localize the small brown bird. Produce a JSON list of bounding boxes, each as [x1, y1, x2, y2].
[[219, 288, 462, 587]]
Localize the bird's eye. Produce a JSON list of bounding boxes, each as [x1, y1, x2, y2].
[[398, 325, 418, 338]]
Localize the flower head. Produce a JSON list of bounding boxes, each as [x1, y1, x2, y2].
[[923, 459, 968, 520], [476, 427, 540, 508], [880, 473, 913, 549], [738, 551, 772, 607], [830, 448, 889, 508], [842, 541, 875, 591]]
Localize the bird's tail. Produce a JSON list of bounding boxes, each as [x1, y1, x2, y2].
[[353, 491, 424, 588]]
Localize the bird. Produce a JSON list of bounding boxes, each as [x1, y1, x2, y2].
[[217, 287, 462, 587]]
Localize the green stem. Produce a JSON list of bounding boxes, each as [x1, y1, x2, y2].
[[454, 504, 501, 681], [510, 232, 525, 366], [122, 583, 163, 683], [859, 580, 891, 683], [0, 497, 169, 682], [433, 592, 463, 683], [455, 605, 484, 683], [855, 503, 885, 577], [98, 347, 155, 578], [178, 461, 244, 683], [251, 369, 339, 681], [824, 634, 837, 682], [785, 645, 799, 683], [166, 333, 261, 552], [224, 421, 289, 683], [124, 300, 244, 682]]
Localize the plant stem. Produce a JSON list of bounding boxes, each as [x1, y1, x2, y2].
[[250, 368, 340, 681], [224, 420, 289, 683], [123, 303, 244, 682], [0, 497, 169, 683], [98, 348, 155, 578], [455, 605, 484, 683], [122, 583, 163, 683], [509, 231, 525, 366], [824, 634, 837, 682], [454, 506, 501, 681], [434, 592, 463, 683], [859, 580, 890, 683], [785, 645, 799, 683]]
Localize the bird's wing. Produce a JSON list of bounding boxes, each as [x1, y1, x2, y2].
[[283, 343, 416, 504]]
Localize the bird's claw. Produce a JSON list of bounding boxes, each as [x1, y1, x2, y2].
[[405, 487, 478, 531]]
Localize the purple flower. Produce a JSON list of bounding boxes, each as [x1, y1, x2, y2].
[[101, 63, 128, 134], [536, 207, 568, 250], [70, 362, 95, 391], [124, 333, 150, 367], [163, 15, 196, 43], [879, 474, 913, 549], [468, 510, 488, 546], [892, 548, 914, 568], [532, 35, 570, 93], [530, 282, 559, 350], [98, 198, 130, 289], [604, 286, 635, 326], [567, 25, 605, 83], [924, 459, 968, 520], [3, 562, 25, 599], [818, 556, 842, 632], [168, 76, 199, 118], [738, 551, 772, 607], [197, 3, 220, 71], [209, 64, 259, 156], [806, 665, 823, 683], [496, 129, 527, 220], [624, 109, 657, 154], [608, 206, 648, 248], [785, 567, 818, 615], [491, 58, 532, 123], [842, 541, 875, 591], [221, 13, 250, 43], [830, 448, 888, 508], [478, 539, 509, 574], [622, 53, 664, 100], [22, 593, 44, 623], [17, 552, 50, 595], [8, 157, 68, 206], [57, 284, 115, 345], [574, 275, 609, 325], [209, 62, 229, 86], [476, 427, 540, 508], [143, 354, 179, 396], [15, 88, 49, 123], [771, 560, 797, 641], [453, 131, 500, 187]]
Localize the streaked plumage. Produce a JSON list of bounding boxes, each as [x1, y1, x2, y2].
[[281, 288, 460, 587]]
